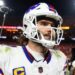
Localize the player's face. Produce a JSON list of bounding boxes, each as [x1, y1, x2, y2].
[[37, 19, 55, 40]]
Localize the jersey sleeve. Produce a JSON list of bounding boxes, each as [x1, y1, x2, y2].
[[0, 45, 12, 75], [49, 49, 67, 75], [56, 50, 67, 75]]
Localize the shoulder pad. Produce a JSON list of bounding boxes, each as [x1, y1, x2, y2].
[[0, 45, 12, 53], [50, 49, 67, 59]]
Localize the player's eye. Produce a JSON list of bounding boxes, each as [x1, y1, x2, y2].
[[41, 22, 48, 26]]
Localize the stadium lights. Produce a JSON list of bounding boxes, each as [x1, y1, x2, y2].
[[60, 26, 70, 30], [0, 36, 7, 39], [0, 25, 22, 28], [72, 38, 75, 40], [0, 26, 22, 33], [0, 0, 4, 6], [0, 26, 22, 29]]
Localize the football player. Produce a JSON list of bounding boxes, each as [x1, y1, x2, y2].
[[0, 2, 67, 75]]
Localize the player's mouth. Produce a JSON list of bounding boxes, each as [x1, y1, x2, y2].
[[44, 35, 51, 40]]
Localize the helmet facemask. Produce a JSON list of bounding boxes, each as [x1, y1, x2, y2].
[[23, 15, 63, 48]]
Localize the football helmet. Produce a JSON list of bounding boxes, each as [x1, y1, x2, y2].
[[23, 2, 63, 48]]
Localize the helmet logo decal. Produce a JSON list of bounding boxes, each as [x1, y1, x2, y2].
[[26, 3, 40, 13]]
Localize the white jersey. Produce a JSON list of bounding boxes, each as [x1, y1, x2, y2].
[[0, 45, 67, 75]]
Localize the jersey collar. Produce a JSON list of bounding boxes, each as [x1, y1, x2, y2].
[[22, 46, 51, 64]]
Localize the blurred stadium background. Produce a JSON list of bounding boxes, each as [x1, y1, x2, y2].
[[0, 0, 75, 60]]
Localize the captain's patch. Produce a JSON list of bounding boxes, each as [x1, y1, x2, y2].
[[13, 67, 25, 75]]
